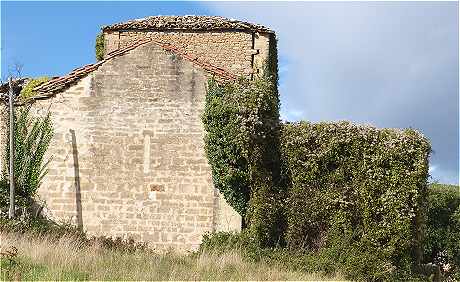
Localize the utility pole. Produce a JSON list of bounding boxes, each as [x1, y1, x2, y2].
[[8, 77, 15, 219]]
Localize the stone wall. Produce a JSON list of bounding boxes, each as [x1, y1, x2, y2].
[[104, 30, 271, 78], [253, 33, 271, 76], [26, 42, 240, 250]]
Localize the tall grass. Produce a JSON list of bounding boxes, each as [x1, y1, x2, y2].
[[0, 232, 344, 281]]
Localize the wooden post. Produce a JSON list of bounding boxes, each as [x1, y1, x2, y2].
[[8, 77, 15, 219]]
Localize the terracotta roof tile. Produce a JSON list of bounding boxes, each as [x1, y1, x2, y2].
[[31, 38, 236, 101], [103, 15, 273, 34]]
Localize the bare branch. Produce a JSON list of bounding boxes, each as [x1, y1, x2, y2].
[[13, 62, 24, 78], [7, 61, 24, 79]]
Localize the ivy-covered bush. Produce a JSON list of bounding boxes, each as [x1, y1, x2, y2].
[[19, 77, 49, 99], [95, 32, 105, 61], [280, 121, 431, 280], [423, 183, 460, 279], [202, 75, 285, 246]]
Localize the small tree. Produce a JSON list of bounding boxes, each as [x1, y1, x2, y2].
[[0, 105, 54, 214]]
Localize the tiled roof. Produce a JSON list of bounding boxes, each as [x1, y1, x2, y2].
[[30, 38, 236, 101], [102, 15, 274, 34]]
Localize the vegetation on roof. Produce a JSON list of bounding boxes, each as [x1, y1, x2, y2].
[[19, 77, 50, 99], [95, 32, 105, 61]]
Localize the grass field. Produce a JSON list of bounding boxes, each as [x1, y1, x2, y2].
[[0, 232, 343, 281]]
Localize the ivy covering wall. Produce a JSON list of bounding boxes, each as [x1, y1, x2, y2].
[[202, 76, 285, 246], [202, 34, 287, 245]]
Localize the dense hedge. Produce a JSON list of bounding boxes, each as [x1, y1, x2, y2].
[[424, 184, 460, 279], [280, 121, 431, 280]]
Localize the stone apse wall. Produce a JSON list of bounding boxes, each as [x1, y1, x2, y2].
[[0, 42, 241, 250], [103, 30, 271, 78]]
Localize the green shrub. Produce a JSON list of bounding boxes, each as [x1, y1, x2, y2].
[[19, 77, 49, 99], [423, 183, 460, 279], [200, 231, 250, 253], [199, 231, 281, 263], [95, 32, 104, 61], [0, 106, 54, 214], [280, 121, 431, 280], [202, 76, 285, 246], [198, 232, 351, 280], [0, 216, 149, 254], [0, 216, 82, 239]]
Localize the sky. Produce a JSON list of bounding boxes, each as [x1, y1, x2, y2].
[[1, 1, 459, 185]]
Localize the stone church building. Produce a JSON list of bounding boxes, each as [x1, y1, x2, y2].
[[0, 16, 276, 250]]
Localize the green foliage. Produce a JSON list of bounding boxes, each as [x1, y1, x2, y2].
[[95, 32, 105, 61], [1, 257, 89, 281], [280, 121, 431, 280], [0, 106, 54, 213], [203, 80, 250, 218], [203, 38, 432, 279], [199, 231, 432, 281], [0, 216, 83, 239], [1, 230, 336, 281], [202, 34, 283, 245], [200, 231, 252, 254], [0, 216, 149, 254], [199, 231, 280, 262], [19, 77, 50, 99], [0, 245, 19, 281], [267, 34, 279, 85], [202, 75, 285, 246], [423, 183, 460, 279]]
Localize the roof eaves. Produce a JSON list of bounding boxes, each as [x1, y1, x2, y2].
[[30, 38, 154, 101]]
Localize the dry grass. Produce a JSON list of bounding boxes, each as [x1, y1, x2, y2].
[[0, 232, 344, 281]]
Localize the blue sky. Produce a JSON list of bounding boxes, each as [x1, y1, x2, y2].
[[1, 1, 459, 185]]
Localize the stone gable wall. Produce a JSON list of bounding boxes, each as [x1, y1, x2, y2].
[[104, 30, 271, 78], [11, 42, 240, 250]]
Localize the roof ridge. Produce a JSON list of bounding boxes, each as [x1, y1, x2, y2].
[[30, 38, 236, 102], [102, 15, 274, 34]]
